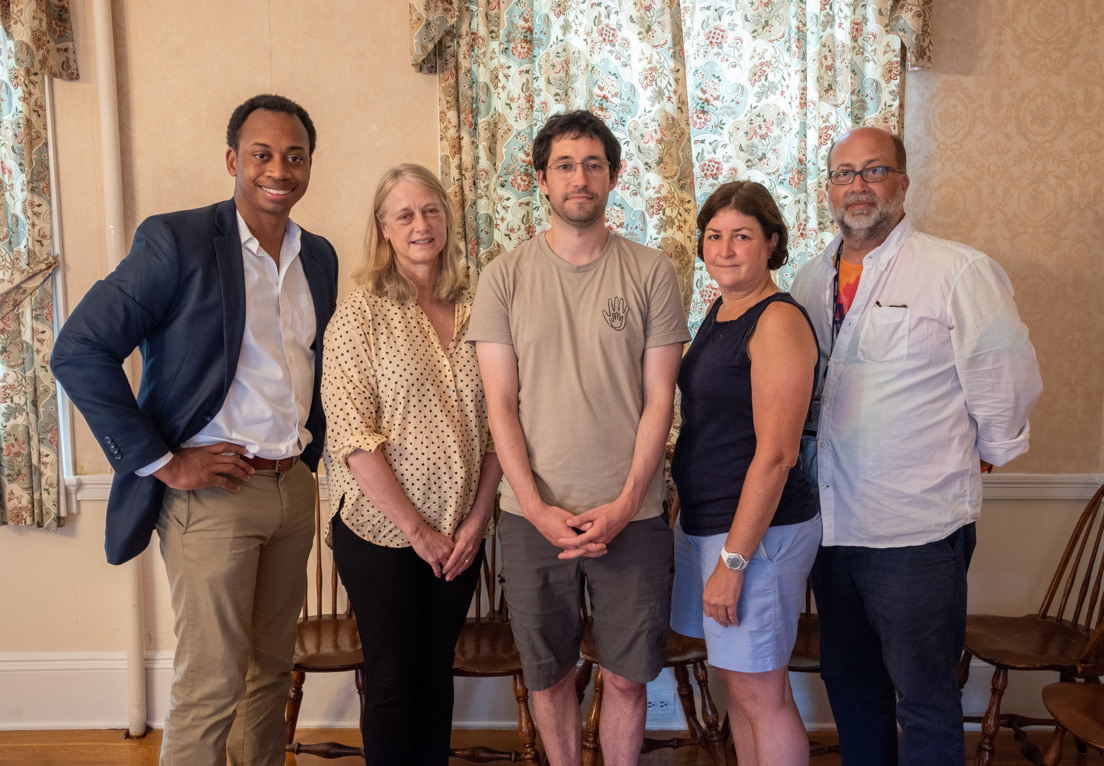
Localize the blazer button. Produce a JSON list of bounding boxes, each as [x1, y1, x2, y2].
[[204, 414, 213, 422], [113, 454, 122, 461], [103, 436, 112, 444]]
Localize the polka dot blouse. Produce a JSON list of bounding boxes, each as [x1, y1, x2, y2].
[[321, 287, 493, 548]]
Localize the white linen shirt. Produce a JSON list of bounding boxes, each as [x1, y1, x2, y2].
[[789, 216, 1041, 548], [138, 212, 316, 474]]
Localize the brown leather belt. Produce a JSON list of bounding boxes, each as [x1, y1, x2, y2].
[[244, 455, 299, 472]]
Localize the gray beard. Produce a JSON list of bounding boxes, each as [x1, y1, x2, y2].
[[831, 193, 905, 244]]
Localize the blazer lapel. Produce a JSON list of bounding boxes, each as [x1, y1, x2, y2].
[[214, 200, 246, 393], [299, 242, 330, 356]]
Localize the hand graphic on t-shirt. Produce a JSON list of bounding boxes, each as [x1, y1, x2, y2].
[[603, 297, 628, 331]]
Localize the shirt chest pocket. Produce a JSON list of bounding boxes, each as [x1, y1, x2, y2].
[[857, 305, 909, 364]]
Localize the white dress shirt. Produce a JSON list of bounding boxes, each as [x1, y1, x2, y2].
[[789, 216, 1041, 548], [137, 212, 316, 475]]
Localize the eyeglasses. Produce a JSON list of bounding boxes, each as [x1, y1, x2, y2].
[[548, 160, 611, 178], [827, 166, 904, 185]]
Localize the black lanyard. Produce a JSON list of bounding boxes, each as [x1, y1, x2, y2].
[[831, 241, 846, 342]]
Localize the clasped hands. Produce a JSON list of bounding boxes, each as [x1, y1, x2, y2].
[[409, 514, 483, 582], [525, 498, 636, 559]]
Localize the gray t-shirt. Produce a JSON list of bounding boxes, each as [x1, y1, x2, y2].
[[467, 232, 690, 520]]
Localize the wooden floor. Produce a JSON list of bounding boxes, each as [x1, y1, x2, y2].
[[1, 729, 1102, 765]]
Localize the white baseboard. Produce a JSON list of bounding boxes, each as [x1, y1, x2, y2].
[[2, 650, 1052, 732], [0, 651, 527, 731]]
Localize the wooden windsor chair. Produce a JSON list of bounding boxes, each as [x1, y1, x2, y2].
[[449, 501, 541, 764], [960, 482, 1104, 766], [1039, 675, 1104, 764], [284, 474, 365, 760]]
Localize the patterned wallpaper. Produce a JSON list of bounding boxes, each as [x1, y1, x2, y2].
[[57, 0, 1101, 475], [903, 0, 1104, 473]]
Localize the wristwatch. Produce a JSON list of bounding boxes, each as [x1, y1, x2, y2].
[[719, 546, 749, 572]]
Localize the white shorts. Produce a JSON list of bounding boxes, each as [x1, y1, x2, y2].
[[671, 514, 821, 672]]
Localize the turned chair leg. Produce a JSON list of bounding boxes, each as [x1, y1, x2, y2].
[[513, 672, 540, 764], [581, 666, 604, 766], [1041, 726, 1066, 766], [575, 658, 595, 704], [692, 661, 727, 766], [354, 666, 366, 722], [285, 669, 306, 747], [674, 663, 704, 741], [975, 666, 1008, 766], [958, 650, 973, 689]]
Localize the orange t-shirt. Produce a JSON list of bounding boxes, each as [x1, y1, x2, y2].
[[836, 258, 863, 318]]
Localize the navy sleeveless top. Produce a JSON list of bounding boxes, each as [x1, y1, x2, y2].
[[671, 292, 819, 535]]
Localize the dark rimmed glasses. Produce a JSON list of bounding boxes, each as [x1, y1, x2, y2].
[[827, 166, 904, 185], [548, 160, 611, 178]]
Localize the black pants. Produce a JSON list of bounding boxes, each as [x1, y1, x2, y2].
[[332, 514, 483, 766]]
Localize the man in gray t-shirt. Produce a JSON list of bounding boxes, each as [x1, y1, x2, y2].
[[469, 110, 689, 766]]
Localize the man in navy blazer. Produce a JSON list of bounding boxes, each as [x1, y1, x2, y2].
[[52, 95, 338, 765]]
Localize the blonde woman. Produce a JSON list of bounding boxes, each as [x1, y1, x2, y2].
[[322, 164, 501, 765]]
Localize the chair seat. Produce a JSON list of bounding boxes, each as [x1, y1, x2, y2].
[[789, 613, 820, 671], [454, 618, 523, 676], [1042, 682, 1104, 752], [965, 615, 1090, 672], [579, 623, 707, 667], [293, 616, 363, 671]]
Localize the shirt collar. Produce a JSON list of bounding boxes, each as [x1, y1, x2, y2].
[[821, 214, 915, 273], [235, 210, 302, 262]]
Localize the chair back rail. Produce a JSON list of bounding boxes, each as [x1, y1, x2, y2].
[[302, 475, 351, 621], [471, 506, 507, 623], [285, 473, 365, 759], [1039, 483, 1104, 631], [1080, 616, 1104, 673]]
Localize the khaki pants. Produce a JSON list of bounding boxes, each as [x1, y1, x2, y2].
[[155, 461, 314, 766]]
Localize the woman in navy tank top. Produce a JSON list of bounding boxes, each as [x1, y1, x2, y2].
[[670, 181, 822, 766]]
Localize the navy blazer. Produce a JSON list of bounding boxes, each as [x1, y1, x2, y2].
[[52, 199, 339, 565]]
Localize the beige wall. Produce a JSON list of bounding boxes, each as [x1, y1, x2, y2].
[[57, 0, 440, 475], [0, 0, 1101, 730], [905, 1, 1104, 474], [6, 0, 440, 653]]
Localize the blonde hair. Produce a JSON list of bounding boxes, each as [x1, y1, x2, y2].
[[353, 163, 467, 303]]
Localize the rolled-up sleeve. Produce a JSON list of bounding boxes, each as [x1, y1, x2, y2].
[[949, 258, 1042, 466], [321, 297, 388, 464]]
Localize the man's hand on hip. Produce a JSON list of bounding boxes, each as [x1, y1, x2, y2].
[[153, 442, 254, 491]]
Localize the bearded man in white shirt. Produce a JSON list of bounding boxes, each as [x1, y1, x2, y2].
[[789, 126, 1041, 766], [52, 95, 338, 765]]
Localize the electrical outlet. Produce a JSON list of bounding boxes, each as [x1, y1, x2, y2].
[[645, 669, 681, 728]]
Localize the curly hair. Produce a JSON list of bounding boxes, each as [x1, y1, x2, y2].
[[532, 110, 621, 180], [226, 94, 317, 155]]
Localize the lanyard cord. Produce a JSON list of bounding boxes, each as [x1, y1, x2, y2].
[[831, 240, 846, 345]]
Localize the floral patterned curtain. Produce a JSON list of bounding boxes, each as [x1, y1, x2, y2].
[[0, 0, 78, 530], [682, 0, 929, 332], [410, 0, 929, 329], [410, 0, 698, 295]]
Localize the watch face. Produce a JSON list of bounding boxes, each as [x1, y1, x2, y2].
[[722, 550, 748, 571]]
